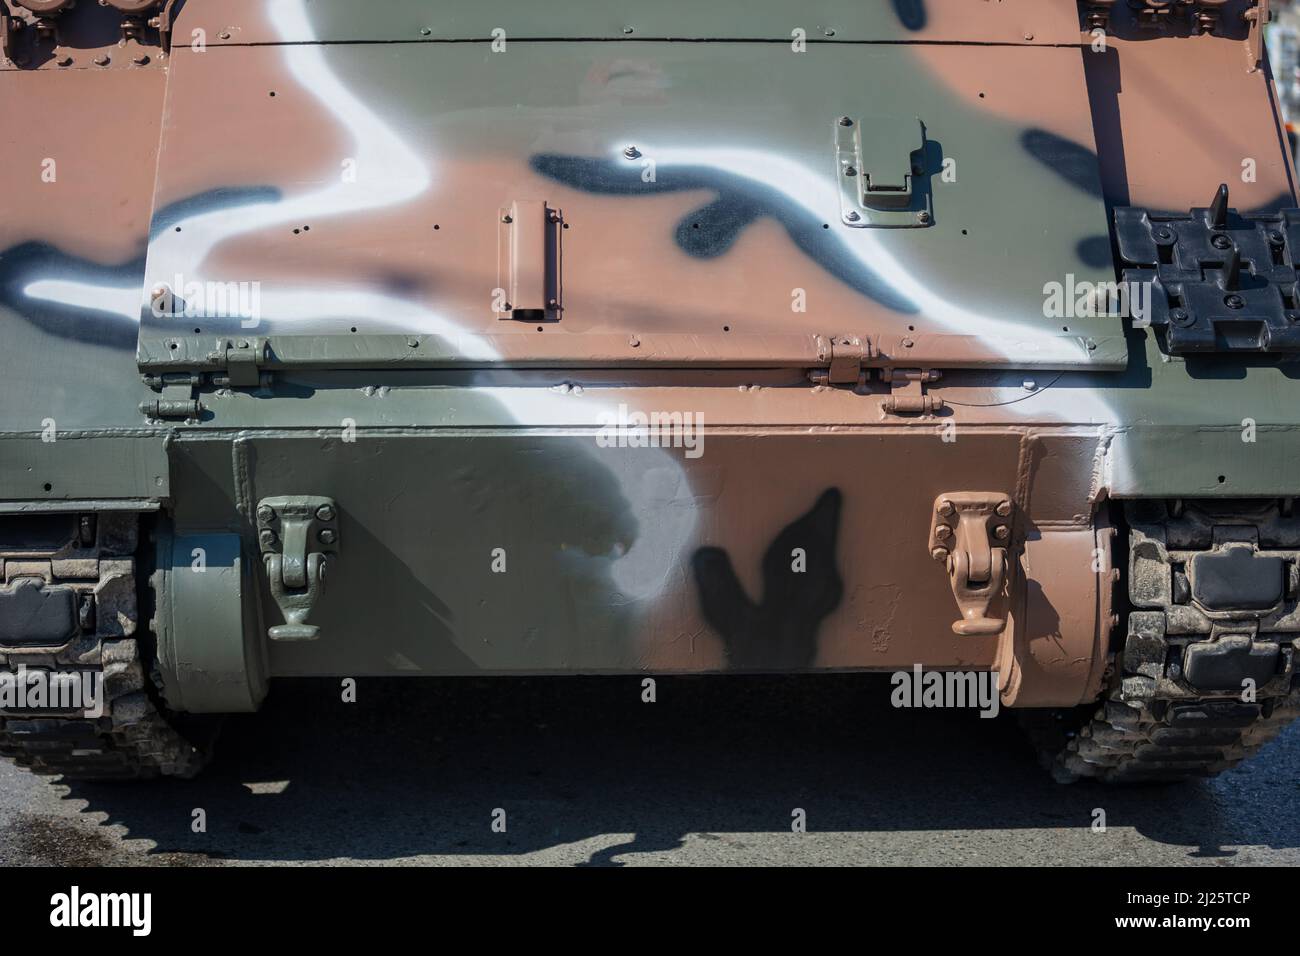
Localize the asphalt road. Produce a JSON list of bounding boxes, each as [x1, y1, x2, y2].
[[1, 676, 1297, 866]]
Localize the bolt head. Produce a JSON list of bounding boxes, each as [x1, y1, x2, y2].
[[994, 524, 1011, 540], [930, 547, 949, 561], [935, 525, 953, 540], [316, 504, 335, 522], [916, 211, 931, 225], [318, 529, 336, 545], [995, 501, 1012, 517], [937, 500, 955, 516], [623, 145, 641, 159], [256, 505, 274, 524], [838, 116, 853, 127], [258, 529, 277, 549], [846, 211, 861, 222]]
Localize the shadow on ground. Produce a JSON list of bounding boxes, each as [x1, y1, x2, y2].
[[41, 676, 1300, 864]]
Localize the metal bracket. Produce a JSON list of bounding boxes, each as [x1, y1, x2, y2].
[[1244, 0, 1270, 71], [0, 3, 15, 63], [256, 496, 338, 642], [497, 200, 563, 321], [835, 115, 932, 229], [149, 0, 178, 52], [882, 368, 944, 414], [929, 493, 1014, 636], [1116, 184, 1300, 353]]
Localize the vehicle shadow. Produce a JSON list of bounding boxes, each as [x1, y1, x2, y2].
[[56, 675, 1300, 865]]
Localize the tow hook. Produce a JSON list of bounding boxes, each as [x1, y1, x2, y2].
[[929, 493, 1014, 636], [256, 496, 339, 641]]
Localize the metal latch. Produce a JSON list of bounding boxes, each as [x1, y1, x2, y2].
[[256, 496, 339, 642], [835, 115, 932, 228], [810, 335, 871, 387], [882, 368, 944, 414], [929, 493, 1015, 636]]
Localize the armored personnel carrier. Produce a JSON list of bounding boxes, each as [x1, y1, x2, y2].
[[1, 0, 1298, 783]]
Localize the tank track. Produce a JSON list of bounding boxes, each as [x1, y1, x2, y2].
[[0, 513, 207, 779], [1026, 500, 1300, 783]]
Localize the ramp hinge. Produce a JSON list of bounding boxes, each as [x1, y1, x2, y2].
[[881, 368, 944, 415], [208, 338, 271, 388], [139, 373, 203, 421], [810, 335, 871, 388]]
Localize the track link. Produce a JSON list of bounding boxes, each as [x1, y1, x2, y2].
[[1027, 500, 1300, 783], [0, 513, 208, 780]]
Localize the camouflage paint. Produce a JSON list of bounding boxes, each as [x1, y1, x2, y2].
[[0, 1, 1294, 708]]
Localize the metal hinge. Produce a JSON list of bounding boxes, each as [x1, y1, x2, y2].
[[881, 368, 944, 414], [208, 338, 270, 388], [810, 335, 871, 387], [1081, 1, 1271, 70], [1, 0, 178, 64], [140, 340, 269, 420], [139, 373, 203, 421]]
